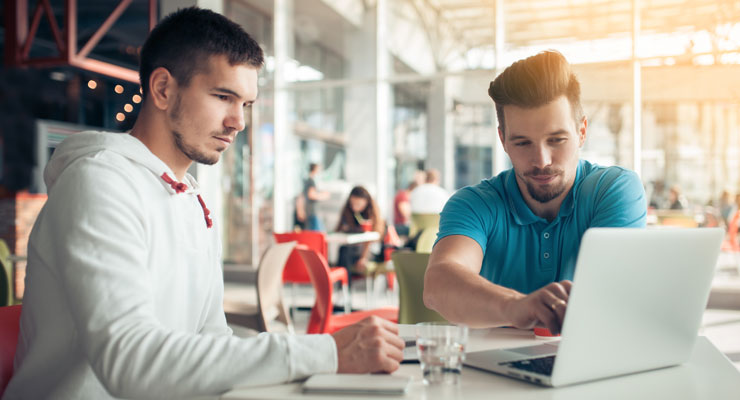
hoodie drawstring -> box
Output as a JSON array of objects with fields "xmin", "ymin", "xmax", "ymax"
[
  {"xmin": 160, "ymin": 173, "xmax": 187, "ymax": 193},
  {"xmin": 197, "ymin": 194, "xmax": 213, "ymax": 228},
  {"xmin": 160, "ymin": 173, "xmax": 213, "ymax": 229}
]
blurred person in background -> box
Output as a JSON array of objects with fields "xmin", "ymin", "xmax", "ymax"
[
  {"xmin": 648, "ymin": 179, "xmax": 668, "ymax": 209},
  {"xmin": 393, "ymin": 170, "xmax": 425, "ymax": 237},
  {"xmin": 336, "ymin": 186, "xmax": 385, "ymax": 275},
  {"xmin": 717, "ymin": 189, "xmax": 736, "ymax": 225},
  {"xmin": 409, "ymin": 168, "xmax": 451, "ymax": 215},
  {"xmin": 303, "ymin": 162, "xmax": 330, "ymax": 231},
  {"xmin": 668, "ymin": 184, "xmax": 689, "ymax": 210}
]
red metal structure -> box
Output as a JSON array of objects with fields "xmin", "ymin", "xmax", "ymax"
[{"xmin": 4, "ymin": 0, "xmax": 157, "ymax": 83}]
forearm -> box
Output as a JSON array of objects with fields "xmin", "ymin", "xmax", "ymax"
[
  {"xmin": 81, "ymin": 318, "xmax": 336, "ymax": 398},
  {"xmin": 423, "ymin": 261, "xmax": 524, "ymax": 328},
  {"xmin": 360, "ymin": 242, "xmax": 371, "ymax": 260}
]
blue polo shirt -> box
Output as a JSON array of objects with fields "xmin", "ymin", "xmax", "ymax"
[{"xmin": 437, "ymin": 160, "xmax": 646, "ymax": 294}]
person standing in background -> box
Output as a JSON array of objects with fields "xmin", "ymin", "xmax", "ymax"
[{"xmin": 304, "ymin": 162, "xmax": 330, "ymax": 231}]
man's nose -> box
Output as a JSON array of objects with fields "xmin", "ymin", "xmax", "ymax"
[
  {"xmin": 225, "ymin": 106, "xmax": 246, "ymax": 133},
  {"xmin": 532, "ymin": 144, "xmax": 552, "ymax": 169}
]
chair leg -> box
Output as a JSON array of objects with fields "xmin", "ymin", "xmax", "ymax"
[
  {"xmin": 365, "ymin": 275, "xmax": 373, "ymax": 308},
  {"xmin": 341, "ymin": 282, "xmax": 351, "ymax": 313},
  {"xmin": 278, "ymin": 303, "xmax": 295, "ymax": 335}
]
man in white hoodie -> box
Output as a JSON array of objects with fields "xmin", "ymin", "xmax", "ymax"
[{"xmin": 4, "ymin": 7, "xmax": 403, "ymax": 400}]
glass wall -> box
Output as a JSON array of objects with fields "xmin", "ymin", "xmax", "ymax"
[
  {"xmin": 227, "ymin": 0, "xmax": 740, "ymax": 266},
  {"xmin": 223, "ymin": 1, "xmax": 275, "ymax": 264}
]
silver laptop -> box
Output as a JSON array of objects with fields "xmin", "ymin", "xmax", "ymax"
[{"xmin": 465, "ymin": 227, "xmax": 724, "ymax": 387}]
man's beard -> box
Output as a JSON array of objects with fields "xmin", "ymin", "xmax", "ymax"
[
  {"xmin": 523, "ymin": 167, "xmax": 567, "ymax": 203},
  {"xmin": 169, "ymin": 94, "xmax": 220, "ymax": 165},
  {"xmin": 172, "ymin": 129, "xmax": 219, "ymax": 165}
]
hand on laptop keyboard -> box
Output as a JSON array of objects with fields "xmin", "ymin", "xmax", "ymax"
[{"xmin": 503, "ymin": 280, "xmax": 572, "ymax": 335}]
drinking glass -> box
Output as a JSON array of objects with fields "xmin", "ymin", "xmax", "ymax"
[{"xmin": 415, "ymin": 322, "xmax": 468, "ymax": 385}]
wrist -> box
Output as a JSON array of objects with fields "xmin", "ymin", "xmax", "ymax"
[{"xmin": 500, "ymin": 290, "xmax": 525, "ymax": 325}]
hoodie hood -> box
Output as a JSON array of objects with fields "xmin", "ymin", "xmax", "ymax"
[
  {"xmin": 45, "ymin": 131, "xmax": 212, "ymax": 228},
  {"xmin": 45, "ymin": 131, "xmax": 198, "ymax": 192}
]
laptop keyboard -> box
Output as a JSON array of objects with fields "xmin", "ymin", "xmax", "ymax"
[{"xmin": 500, "ymin": 355, "xmax": 556, "ymax": 376}]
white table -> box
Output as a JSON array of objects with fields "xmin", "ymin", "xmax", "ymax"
[
  {"xmin": 325, "ymin": 231, "xmax": 385, "ymax": 307},
  {"xmin": 325, "ymin": 231, "xmax": 381, "ymax": 245},
  {"xmin": 222, "ymin": 326, "xmax": 740, "ymax": 400},
  {"xmin": 325, "ymin": 231, "xmax": 381, "ymax": 264}
]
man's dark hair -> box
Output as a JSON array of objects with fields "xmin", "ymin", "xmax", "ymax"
[
  {"xmin": 488, "ymin": 50, "xmax": 582, "ymax": 136},
  {"xmin": 139, "ymin": 7, "xmax": 264, "ymax": 98},
  {"xmin": 309, "ymin": 163, "xmax": 319, "ymax": 173}
]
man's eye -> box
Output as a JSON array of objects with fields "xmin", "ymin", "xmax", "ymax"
[
  {"xmin": 514, "ymin": 142, "xmax": 529, "ymax": 147},
  {"xmin": 216, "ymin": 95, "xmax": 229, "ymax": 101}
]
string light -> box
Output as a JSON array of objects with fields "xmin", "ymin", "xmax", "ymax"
[
  {"xmin": 87, "ymin": 80, "xmax": 97, "ymax": 89},
  {"xmin": 124, "ymin": 104, "xmax": 133, "ymax": 112},
  {"xmin": 115, "ymin": 113, "xmax": 125, "ymax": 122},
  {"xmin": 114, "ymin": 85, "xmax": 124, "ymax": 94}
]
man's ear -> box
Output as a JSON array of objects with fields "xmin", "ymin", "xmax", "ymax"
[
  {"xmin": 578, "ymin": 116, "xmax": 588, "ymax": 147},
  {"xmin": 148, "ymin": 67, "xmax": 176, "ymax": 111}
]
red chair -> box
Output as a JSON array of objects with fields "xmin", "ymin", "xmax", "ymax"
[
  {"xmin": 298, "ymin": 247, "xmax": 398, "ymax": 334},
  {"xmin": 722, "ymin": 210, "xmax": 740, "ymax": 252},
  {"xmin": 1, "ymin": 305, "xmax": 22, "ymax": 396},
  {"xmin": 274, "ymin": 232, "xmax": 350, "ymax": 311}
]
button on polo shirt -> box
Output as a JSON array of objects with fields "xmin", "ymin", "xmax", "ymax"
[{"xmin": 437, "ymin": 160, "xmax": 647, "ymax": 295}]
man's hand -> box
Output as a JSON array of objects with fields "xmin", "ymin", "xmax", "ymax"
[
  {"xmin": 503, "ymin": 280, "xmax": 572, "ymax": 335},
  {"xmin": 332, "ymin": 316, "xmax": 405, "ymax": 374}
]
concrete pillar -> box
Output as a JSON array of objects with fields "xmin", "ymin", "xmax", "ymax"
[
  {"xmin": 273, "ymin": 0, "xmax": 294, "ymax": 232},
  {"xmin": 631, "ymin": 0, "xmax": 642, "ymax": 177},
  {"xmin": 375, "ymin": 0, "xmax": 391, "ymax": 217},
  {"xmin": 492, "ymin": 0, "xmax": 508, "ymax": 176},
  {"xmin": 426, "ymin": 78, "xmax": 454, "ymax": 191},
  {"xmin": 343, "ymin": 9, "xmax": 380, "ymax": 201}
]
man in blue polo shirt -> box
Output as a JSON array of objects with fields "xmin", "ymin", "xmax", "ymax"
[{"xmin": 423, "ymin": 51, "xmax": 646, "ymax": 335}]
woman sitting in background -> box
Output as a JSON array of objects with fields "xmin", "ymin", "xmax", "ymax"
[{"xmin": 336, "ymin": 186, "xmax": 385, "ymax": 274}]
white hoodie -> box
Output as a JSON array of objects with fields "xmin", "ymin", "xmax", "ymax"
[{"xmin": 3, "ymin": 132, "xmax": 337, "ymax": 400}]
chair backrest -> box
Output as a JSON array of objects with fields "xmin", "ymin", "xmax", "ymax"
[
  {"xmin": 391, "ymin": 251, "xmax": 446, "ymax": 324},
  {"xmin": 0, "ymin": 240, "xmax": 12, "ymax": 307},
  {"xmin": 274, "ymin": 231, "xmax": 328, "ymax": 283},
  {"xmin": 409, "ymin": 213, "xmax": 440, "ymax": 238},
  {"xmin": 255, "ymin": 241, "xmax": 297, "ymax": 332},
  {"xmin": 415, "ymin": 227, "xmax": 439, "ymax": 254},
  {"xmin": 296, "ymin": 248, "xmax": 333, "ymax": 334},
  {"xmin": 0, "ymin": 305, "xmax": 22, "ymax": 395}
]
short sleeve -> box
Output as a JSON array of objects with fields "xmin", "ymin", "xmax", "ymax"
[
  {"xmin": 436, "ymin": 187, "xmax": 496, "ymax": 253},
  {"xmin": 590, "ymin": 168, "xmax": 647, "ymax": 228}
]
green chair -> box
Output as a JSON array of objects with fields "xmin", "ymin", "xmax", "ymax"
[
  {"xmin": 391, "ymin": 251, "xmax": 447, "ymax": 324},
  {"xmin": 415, "ymin": 227, "xmax": 439, "ymax": 254},
  {"xmin": 0, "ymin": 240, "xmax": 12, "ymax": 307},
  {"xmin": 409, "ymin": 213, "xmax": 440, "ymax": 239}
]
